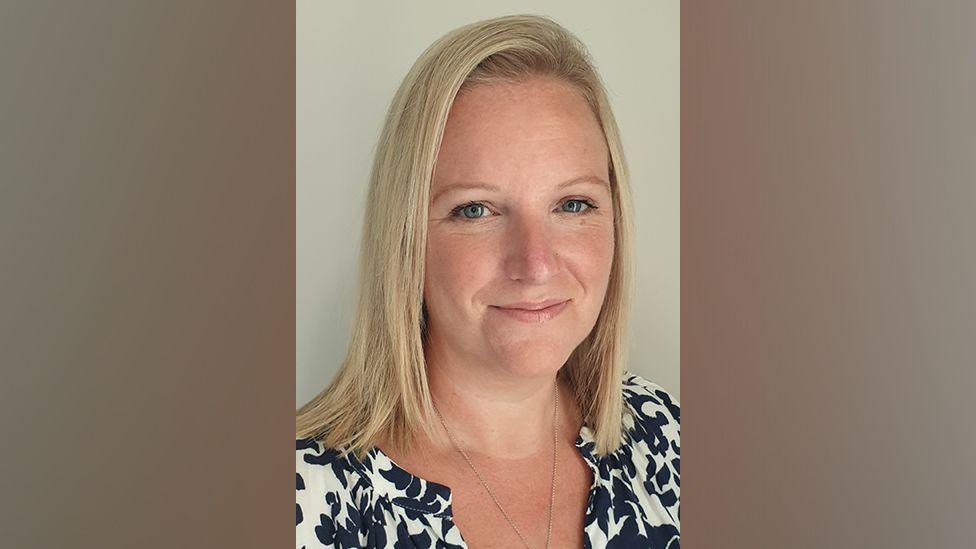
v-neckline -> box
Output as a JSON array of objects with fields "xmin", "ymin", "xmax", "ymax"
[{"xmin": 364, "ymin": 422, "xmax": 601, "ymax": 519}]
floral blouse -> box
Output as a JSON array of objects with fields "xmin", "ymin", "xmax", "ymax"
[{"xmin": 296, "ymin": 372, "xmax": 680, "ymax": 548}]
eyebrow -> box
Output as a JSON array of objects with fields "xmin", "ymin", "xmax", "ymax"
[{"xmin": 430, "ymin": 176, "xmax": 610, "ymax": 204}]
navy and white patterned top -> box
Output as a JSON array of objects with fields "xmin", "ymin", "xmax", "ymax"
[{"xmin": 296, "ymin": 373, "xmax": 680, "ymax": 548}]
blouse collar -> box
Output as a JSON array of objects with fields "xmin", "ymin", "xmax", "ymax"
[{"xmin": 351, "ymin": 423, "xmax": 602, "ymax": 518}]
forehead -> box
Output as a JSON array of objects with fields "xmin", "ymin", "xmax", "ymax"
[{"xmin": 431, "ymin": 77, "xmax": 609, "ymax": 190}]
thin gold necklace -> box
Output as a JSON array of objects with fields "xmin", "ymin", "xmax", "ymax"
[{"xmin": 432, "ymin": 383, "xmax": 558, "ymax": 549}]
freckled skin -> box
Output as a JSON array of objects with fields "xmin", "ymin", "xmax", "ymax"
[{"xmin": 424, "ymin": 76, "xmax": 615, "ymax": 379}]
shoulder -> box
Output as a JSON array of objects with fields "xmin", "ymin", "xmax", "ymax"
[
  {"xmin": 622, "ymin": 371, "xmax": 680, "ymax": 424},
  {"xmin": 621, "ymin": 372, "xmax": 680, "ymax": 456},
  {"xmin": 296, "ymin": 437, "xmax": 369, "ymax": 497},
  {"xmin": 614, "ymin": 373, "xmax": 681, "ymax": 538},
  {"xmin": 296, "ymin": 438, "xmax": 370, "ymax": 546}
]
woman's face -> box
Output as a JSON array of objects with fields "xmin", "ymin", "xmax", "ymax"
[{"xmin": 424, "ymin": 76, "xmax": 615, "ymax": 379}]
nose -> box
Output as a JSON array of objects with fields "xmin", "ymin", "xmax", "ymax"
[{"xmin": 504, "ymin": 213, "xmax": 559, "ymax": 284}]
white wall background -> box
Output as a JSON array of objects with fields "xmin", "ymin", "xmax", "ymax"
[{"xmin": 297, "ymin": 1, "xmax": 679, "ymax": 407}]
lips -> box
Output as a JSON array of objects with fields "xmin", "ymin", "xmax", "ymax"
[
  {"xmin": 490, "ymin": 299, "xmax": 570, "ymax": 323},
  {"xmin": 495, "ymin": 298, "xmax": 567, "ymax": 311}
]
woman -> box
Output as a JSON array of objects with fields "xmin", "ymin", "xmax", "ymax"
[{"xmin": 297, "ymin": 14, "xmax": 679, "ymax": 549}]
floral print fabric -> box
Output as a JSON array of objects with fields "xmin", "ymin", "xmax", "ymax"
[{"xmin": 297, "ymin": 373, "xmax": 680, "ymax": 548}]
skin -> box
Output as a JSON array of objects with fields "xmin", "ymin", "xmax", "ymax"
[{"xmin": 403, "ymin": 75, "xmax": 616, "ymax": 547}]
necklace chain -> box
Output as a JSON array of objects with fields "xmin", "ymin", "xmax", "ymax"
[{"xmin": 432, "ymin": 383, "xmax": 558, "ymax": 549}]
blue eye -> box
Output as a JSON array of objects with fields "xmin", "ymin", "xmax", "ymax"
[
  {"xmin": 561, "ymin": 199, "xmax": 594, "ymax": 214},
  {"xmin": 452, "ymin": 203, "xmax": 490, "ymax": 219},
  {"xmin": 449, "ymin": 199, "xmax": 597, "ymax": 221}
]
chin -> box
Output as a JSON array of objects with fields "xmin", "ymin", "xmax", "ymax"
[{"xmin": 491, "ymin": 338, "xmax": 576, "ymax": 378}]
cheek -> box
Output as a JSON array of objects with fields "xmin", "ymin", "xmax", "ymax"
[
  {"xmin": 561, "ymin": 222, "xmax": 615, "ymax": 287},
  {"xmin": 424, "ymin": 232, "xmax": 496, "ymax": 308}
]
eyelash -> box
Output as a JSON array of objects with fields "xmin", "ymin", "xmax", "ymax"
[{"xmin": 448, "ymin": 198, "xmax": 599, "ymax": 221}]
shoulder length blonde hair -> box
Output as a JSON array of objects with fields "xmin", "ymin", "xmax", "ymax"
[{"xmin": 297, "ymin": 14, "xmax": 635, "ymax": 458}]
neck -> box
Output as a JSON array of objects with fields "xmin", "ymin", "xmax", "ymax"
[{"xmin": 424, "ymin": 342, "xmax": 569, "ymax": 459}]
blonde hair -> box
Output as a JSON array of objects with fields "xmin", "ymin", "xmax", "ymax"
[{"xmin": 297, "ymin": 14, "xmax": 635, "ymax": 458}]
